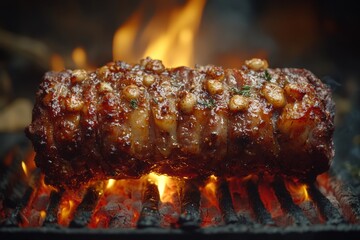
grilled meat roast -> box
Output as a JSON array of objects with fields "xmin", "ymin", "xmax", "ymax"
[{"xmin": 26, "ymin": 57, "xmax": 335, "ymax": 188}]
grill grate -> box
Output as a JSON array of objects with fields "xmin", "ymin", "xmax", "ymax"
[
  {"xmin": 1, "ymin": 142, "xmax": 360, "ymax": 240},
  {"xmin": 43, "ymin": 190, "xmax": 62, "ymax": 227},
  {"xmin": 272, "ymin": 177, "xmax": 310, "ymax": 226},
  {"xmin": 178, "ymin": 180, "xmax": 201, "ymax": 229},
  {"xmin": 69, "ymin": 185, "xmax": 101, "ymax": 228},
  {"xmin": 137, "ymin": 181, "xmax": 161, "ymax": 228},
  {"xmin": 217, "ymin": 180, "xmax": 241, "ymax": 225}
]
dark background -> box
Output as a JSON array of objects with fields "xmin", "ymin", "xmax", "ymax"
[
  {"xmin": 0, "ymin": 0, "xmax": 359, "ymax": 93},
  {"xmin": 0, "ymin": 0, "xmax": 359, "ymax": 181}
]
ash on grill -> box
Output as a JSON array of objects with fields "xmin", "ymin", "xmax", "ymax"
[{"xmin": 1, "ymin": 141, "xmax": 360, "ymax": 240}]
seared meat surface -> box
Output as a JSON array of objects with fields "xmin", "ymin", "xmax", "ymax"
[{"xmin": 26, "ymin": 58, "xmax": 335, "ymax": 188}]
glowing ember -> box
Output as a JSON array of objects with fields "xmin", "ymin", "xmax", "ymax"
[
  {"xmin": 18, "ymin": 174, "xmax": 53, "ymax": 227},
  {"xmin": 112, "ymin": 0, "xmax": 206, "ymax": 67},
  {"xmin": 258, "ymin": 179, "xmax": 283, "ymax": 219},
  {"xmin": 285, "ymin": 180, "xmax": 310, "ymax": 204},
  {"xmin": 227, "ymin": 177, "xmax": 252, "ymax": 217},
  {"xmin": 72, "ymin": 46, "xmax": 87, "ymax": 68},
  {"xmin": 89, "ymin": 179, "xmax": 143, "ymax": 228},
  {"xmin": 317, "ymin": 173, "xmax": 331, "ymax": 192},
  {"xmin": 200, "ymin": 175, "xmax": 222, "ymax": 226}
]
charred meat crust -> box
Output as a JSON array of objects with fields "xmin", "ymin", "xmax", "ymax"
[{"xmin": 25, "ymin": 58, "xmax": 335, "ymax": 188}]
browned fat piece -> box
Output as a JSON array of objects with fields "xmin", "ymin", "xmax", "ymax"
[{"xmin": 26, "ymin": 57, "xmax": 335, "ymax": 188}]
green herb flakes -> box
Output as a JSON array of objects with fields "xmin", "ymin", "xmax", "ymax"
[
  {"xmin": 197, "ymin": 98, "xmax": 216, "ymax": 109},
  {"xmin": 130, "ymin": 99, "xmax": 138, "ymax": 109},
  {"xmin": 232, "ymin": 85, "xmax": 251, "ymax": 97},
  {"xmin": 264, "ymin": 70, "xmax": 272, "ymax": 81}
]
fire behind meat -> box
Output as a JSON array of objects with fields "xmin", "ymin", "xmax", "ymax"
[{"xmin": 25, "ymin": 57, "xmax": 335, "ymax": 189}]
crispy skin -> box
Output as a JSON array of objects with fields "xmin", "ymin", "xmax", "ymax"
[{"xmin": 25, "ymin": 58, "xmax": 335, "ymax": 188}]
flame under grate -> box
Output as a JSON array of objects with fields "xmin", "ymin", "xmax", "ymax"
[{"xmin": 1, "ymin": 144, "xmax": 360, "ymax": 240}]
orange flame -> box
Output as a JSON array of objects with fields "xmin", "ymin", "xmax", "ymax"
[
  {"xmin": 148, "ymin": 172, "xmax": 171, "ymax": 202},
  {"xmin": 204, "ymin": 175, "xmax": 217, "ymax": 195},
  {"xmin": 21, "ymin": 161, "xmax": 28, "ymax": 177},
  {"xmin": 201, "ymin": 175, "xmax": 218, "ymax": 206},
  {"xmin": 72, "ymin": 47, "xmax": 88, "ymax": 69},
  {"xmin": 113, "ymin": 8, "xmax": 143, "ymax": 64},
  {"xmin": 40, "ymin": 210, "xmax": 46, "ymax": 220},
  {"xmin": 58, "ymin": 199, "xmax": 75, "ymax": 225},
  {"xmin": 113, "ymin": 0, "xmax": 206, "ymax": 67},
  {"xmin": 142, "ymin": 0, "xmax": 206, "ymax": 67},
  {"xmin": 58, "ymin": 190, "xmax": 83, "ymax": 226},
  {"xmin": 20, "ymin": 151, "xmax": 37, "ymax": 180},
  {"xmin": 39, "ymin": 174, "xmax": 57, "ymax": 193},
  {"xmin": 106, "ymin": 179, "xmax": 116, "ymax": 190},
  {"xmin": 50, "ymin": 53, "xmax": 65, "ymax": 71},
  {"xmin": 285, "ymin": 180, "xmax": 310, "ymax": 204}
]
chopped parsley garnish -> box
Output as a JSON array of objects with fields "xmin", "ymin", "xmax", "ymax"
[
  {"xmin": 232, "ymin": 85, "xmax": 251, "ymax": 97},
  {"xmin": 130, "ymin": 99, "xmax": 138, "ymax": 109},
  {"xmin": 264, "ymin": 70, "xmax": 272, "ymax": 81},
  {"xmin": 198, "ymin": 98, "xmax": 216, "ymax": 109}
]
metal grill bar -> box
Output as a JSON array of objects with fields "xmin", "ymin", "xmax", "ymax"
[
  {"xmin": 246, "ymin": 180, "xmax": 275, "ymax": 225},
  {"xmin": 0, "ymin": 150, "xmax": 21, "ymax": 209},
  {"xmin": 4, "ymin": 180, "xmax": 28, "ymax": 210},
  {"xmin": 137, "ymin": 182, "xmax": 161, "ymax": 228},
  {"xmin": 272, "ymin": 177, "xmax": 310, "ymax": 226},
  {"xmin": 2, "ymin": 169, "xmax": 41, "ymax": 227},
  {"xmin": 217, "ymin": 180, "xmax": 240, "ymax": 224},
  {"xmin": 69, "ymin": 186, "xmax": 101, "ymax": 228},
  {"xmin": 329, "ymin": 177, "xmax": 360, "ymax": 223},
  {"xmin": 1, "ymin": 148, "xmax": 360, "ymax": 239},
  {"xmin": 178, "ymin": 180, "xmax": 201, "ymax": 229},
  {"xmin": 0, "ymin": 149, "xmax": 27, "ymax": 210},
  {"xmin": 2, "ymin": 186, "xmax": 33, "ymax": 227},
  {"xmin": 308, "ymin": 183, "xmax": 345, "ymax": 225},
  {"xmin": 3, "ymin": 225, "xmax": 360, "ymax": 240},
  {"xmin": 43, "ymin": 190, "xmax": 63, "ymax": 227}
]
